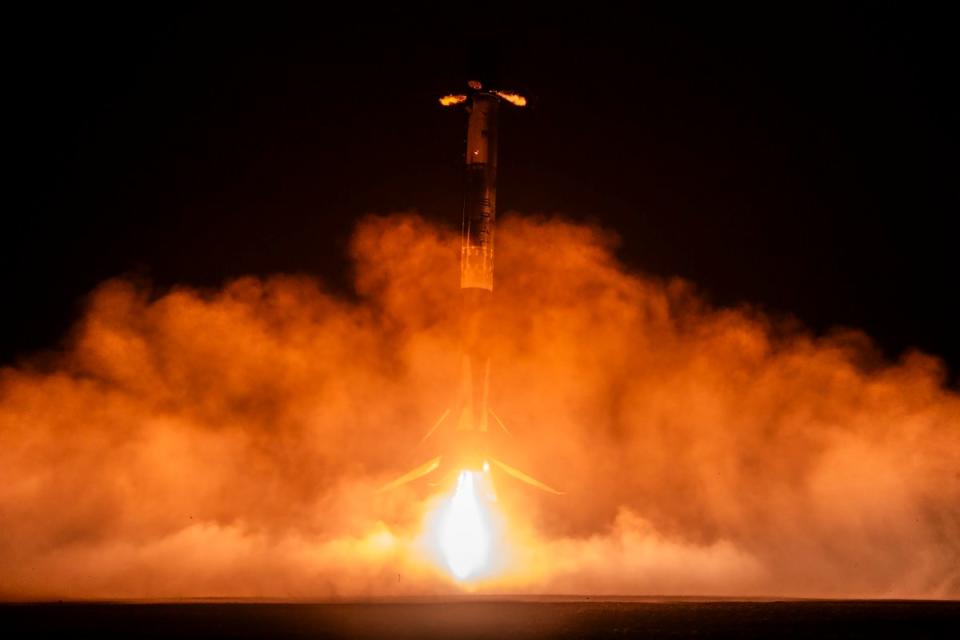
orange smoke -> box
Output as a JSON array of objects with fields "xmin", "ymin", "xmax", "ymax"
[{"xmin": 1, "ymin": 213, "xmax": 958, "ymax": 600}]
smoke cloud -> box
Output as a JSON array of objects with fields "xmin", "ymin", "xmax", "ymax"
[{"xmin": 1, "ymin": 213, "xmax": 958, "ymax": 599}]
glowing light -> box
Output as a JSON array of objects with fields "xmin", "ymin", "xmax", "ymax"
[
  {"xmin": 440, "ymin": 94, "xmax": 467, "ymax": 106},
  {"xmin": 495, "ymin": 91, "xmax": 527, "ymax": 107},
  {"xmin": 438, "ymin": 470, "xmax": 493, "ymax": 580}
]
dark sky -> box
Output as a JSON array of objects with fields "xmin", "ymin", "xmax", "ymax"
[{"xmin": 7, "ymin": 5, "xmax": 958, "ymax": 380}]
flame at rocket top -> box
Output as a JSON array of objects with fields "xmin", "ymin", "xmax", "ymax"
[
  {"xmin": 494, "ymin": 91, "xmax": 527, "ymax": 107},
  {"xmin": 440, "ymin": 91, "xmax": 526, "ymax": 108}
]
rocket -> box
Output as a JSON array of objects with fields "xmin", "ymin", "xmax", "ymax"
[{"xmin": 380, "ymin": 81, "xmax": 561, "ymax": 495}]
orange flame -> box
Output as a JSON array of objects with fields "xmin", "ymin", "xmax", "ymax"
[
  {"xmin": 495, "ymin": 91, "xmax": 527, "ymax": 107},
  {"xmin": 439, "ymin": 94, "xmax": 467, "ymax": 106},
  {"xmin": 436, "ymin": 470, "xmax": 496, "ymax": 580}
]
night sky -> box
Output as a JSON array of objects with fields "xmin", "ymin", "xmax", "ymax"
[{"xmin": 7, "ymin": 5, "xmax": 958, "ymax": 379}]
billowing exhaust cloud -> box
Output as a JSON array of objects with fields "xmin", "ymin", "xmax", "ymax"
[{"xmin": 1, "ymin": 213, "xmax": 957, "ymax": 599}]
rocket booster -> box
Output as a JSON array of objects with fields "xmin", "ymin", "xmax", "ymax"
[
  {"xmin": 456, "ymin": 87, "xmax": 503, "ymax": 436},
  {"xmin": 447, "ymin": 83, "xmax": 527, "ymax": 291},
  {"xmin": 461, "ymin": 91, "xmax": 499, "ymax": 291},
  {"xmin": 378, "ymin": 82, "xmax": 561, "ymax": 495}
]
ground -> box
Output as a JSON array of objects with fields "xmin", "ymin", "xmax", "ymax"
[{"xmin": 4, "ymin": 598, "xmax": 958, "ymax": 639}]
